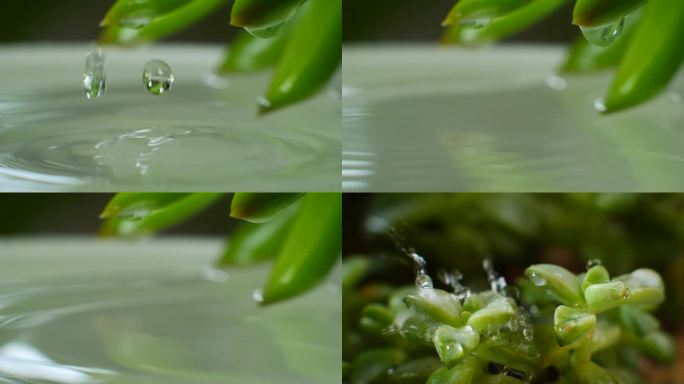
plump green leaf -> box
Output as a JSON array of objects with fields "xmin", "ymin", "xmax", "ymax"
[
  {"xmin": 218, "ymin": 201, "xmax": 298, "ymax": 266},
  {"xmin": 260, "ymin": 193, "xmax": 341, "ymax": 304},
  {"xmin": 572, "ymin": 0, "xmax": 647, "ymax": 27},
  {"xmin": 554, "ymin": 305, "xmax": 596, "ymax": 346},
  {"xmin": 525, "ymin": 264, "xmax": 584, "ymax": 307},
  {"xmin": 230, "ymin": 193, "xmax": 302, "ymax": 223},
  {"xmin": 218, "ymin": 29, "xmax": 289, "ymax": 73},
  {"xmin": 259, "ymin": 0, "xmax": 341, "ymax": 113}
]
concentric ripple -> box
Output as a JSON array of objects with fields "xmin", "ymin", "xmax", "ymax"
[
  {"xmin": 0, "ymin": 45, "xmax": 340, "ymax": 191},
  {"xmin": 0, "ymin": 238, "xmax": 340, "ymax": 384}
]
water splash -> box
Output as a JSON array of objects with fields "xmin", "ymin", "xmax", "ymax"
[
  {"xmin": 580, "ymin": 18, "xmax": 624, "ymax": 47},
  {"xmin": 82, "ymin": 48, "xmax": 106, "ymax": 100},
  {"xmin": 483, "ymin": 257, "xmax": 507, "ymax": 294},
  {"xmin": 143, "ymin": 59, "xmax": 174, "ymax": 95},
  {"xmin": 438, "ymin": 269, "xmax": 471, "ymax": 303}
]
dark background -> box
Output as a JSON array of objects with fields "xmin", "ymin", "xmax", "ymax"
[
  {"xmin": 0, "ymin": 1, "xmax": 237, "ymax": 43},
  {"xmin": 0, "ymin": 1, "xmax": 577, "ymax": 43},
  {"xmin": 0, "ymin": 194, "xmax": 233, "ymax": 235}
]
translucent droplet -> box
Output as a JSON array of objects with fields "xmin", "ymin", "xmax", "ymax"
[
  {"xmin": 252, "ymin": 288, "xmax": 264, "ymax": 303},
  {"xmin": 244, "ymin": 22, "xmax": 286, "ymax": 38},
  {"xmin": 415, "ymin": 274, "xmax": 433, "ymax": 289},
  {"xmin": 143, "ymin": 59, "xmax": 174, "ymax": 95},
  {"xmin": 408, "ymin": 251, "xmax": 428, "ymax": 275},
  {"xmin": 586, "ymin": 259, "xmax": 602, "ymax": 269},
  {"xmin": 529, "ymin": 271, "xmax": 546, "ymax": 286},
  {"xmin": 458, "ymin": 16, "xmax": 492, "ymax": 29},
  {"xmin": 610, "ymin": 283, "xmax": 630, "ymax": 299},
  {"xmin": 483, "ymin": 257, "xmax": 507, "ymax": 293},
  {"xmin": 82, "ymin": 48, "xmax": 106, "ymax": 100},
  {"xmin": 593, "ymin": 98, "xmax": 607, "ymax": 112},
  {"xmin": 580, "ymin": 18, "xmax": 624, "ymax": 47}
]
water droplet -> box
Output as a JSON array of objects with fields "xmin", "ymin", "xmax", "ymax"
[
  {"xmin": 458, "ymin": 14, "xmax": 493, "ymax": 29},
  {"xmin": 610, "ymin": 283, "xmax": 630, "ymax": 299},
  {"xmin": 143, "ymin": 59, "xmax": 174, "ymax": 95},
  {"xmin": 546, "ymin": 74, "xmax": 567, "ymax": 90},
  {"xmin": 593, "ymin": 98, "xmax": 607, "ymax": 112},
  {"xmin": 244, "ymin": 22, "xmax": 286, "ymax": 38},
  {"xmin": 529, "ymin": 271, "xmax": 546, "ymax": 287},
  {"xmin": 117, "ymin": 11, "xmax": 153, "ymax": 28},
  {"xmin": 586, "ymin": 259, "xmax": 602, "ymax": 269},
  {"xmin": 82, "ymin": 48, "xmax": 106, "ymax": 100},
  {"xmin": 415, "ymin": 274, "xmax": 433, "ymax": 289},
  {"xmin": 580, "ymin": 18, "xmax": 624, "ymax": 47},
  {"xmin": 252, "ymin": 288, "xmax": 264, "ymax": 303},
  {"xmin": 483, "ymin": 257, "xmax": 507, "ymax": 293},
  {"xmin": 408, "ymin": 251, "xmax": 428, "ymax": 275},
  {"xmin": 523, "ymin": 327, "xmax": 533, "ymax": 342}
]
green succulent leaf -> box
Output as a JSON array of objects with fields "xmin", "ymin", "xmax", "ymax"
[
  {"xmin": 466, "ymin": 295, "xmax": 516, "ymax": 333},
  {"xmin": 554, "ymin": 305, "xmax": 596, "ymax": 346},
  {"xmin": 230, "ymin": 0, "xmax": 304, "ymax": 30},
  {"xmin": 639, "ymin": 331, "xmax": 675, "ymax": 364},
  {"xmin": 100, "ymin": 193, "xmax": 222, "ymax": 237},
  {"xmin": 433, "ymin": 325, "xmax": 480, "ymax": 366},
  {"xmin": 525, "ymin": 264, "xmax": 584, "ymax": 307},
  {"xmin": 441, "ymin": 0, "xmax": 567, "ymax": 45},
  {"xmin": 218, "ymin": 201, "xmax": 299, "ymax": 266},
  {"xmin": 230, "ymin": 193, "xmax": 302, "ymax": 223},
  {"xmin": 99, "ymin": 0, "xmax": 228, "ymax": 46},
  {"xmin": 259, "ymin": 0, "xmax": 341, "ymax": 114},
  {"xmin": 404, "ymin": 289, "xmax": 463, "ymax": 327},
  {"xmin": 426, "ymin": 358, "xmax": 478, "ymax": 384},
  {"xmin": 260, "ymin": 193, "xmax": 341, "ymax": 304},
  {"xmin": 218, "ymin": 29, "xmax": 289, "ymax": 73},
  {"xmin": 572, "ymin": 0, "xmax": 647, "ymax": 27},
  {"xmin": 442, "ymin": 0, "xmax": 535, "ymax": 27},
  {"xmin": 350, "ymin": 348, "xmax": 408, "ymax": 384},
  {"xmin": 359, "ymin": 304, "xmax": 395, "ymax": 335},
  {"xmin": 581, "ymin": 265, "xmax": 611, "ymax": 292},
  {"xmin": 602, "ymin": 0, "xmax": 684, "ymax": 112}
]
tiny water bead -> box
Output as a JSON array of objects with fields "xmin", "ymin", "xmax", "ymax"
[
  {"xmin": 529, "ymin": 271, "xmax": 547, "ymax": 287},
  {"xmin": 82, "ymin": 48, "xmax": 106, "ymax": 100},
  {"xmin": 415, "ymin": 274, "xmax": 434, "ymax": 289},
  {"xmin": 586, "ymin": 259, "xmax": 602, "ymax": 269},
  {"xmin": 143, "ymin": 59, "xmax": 174, "ymax": 95},
  {"xmin": 580, "ymin": 18, "xmax": 625, "ymax": 47}
]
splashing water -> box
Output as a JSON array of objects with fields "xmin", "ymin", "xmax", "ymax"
[
  {"xmin": 580, "ymin": 18, "xmax": 625, "ymax": 47},
  {"xmin": 438, "ymin": 269, "xmax": 471, "ymax": 302},
  {"xmin": 483, "ymin": 257, "xmax": 508, "ymax": 294},
  {"xmin": 143, "ymin": 59, "xmax": 174, "ymax": 95},
  {"xmin": 82, "ymin": 48, "xmax": 106, "ymax": 100}
]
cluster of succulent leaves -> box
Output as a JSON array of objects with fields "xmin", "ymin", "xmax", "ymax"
[
  {"xmin": 99, "ymin": 192, "xmax": 341, "ymax": 304},
  {"xmin": 442, "ymin": 0, "xmax": 684, "ymax": 112},
  {"xmin": 363, "ymin": 194, "xmax": 684, "ymax": 325},
  {"xmin": 99, "ymin": 0, "xmax": 340, "ymax": 113},
  {"xmin": 343, "ymin": 258, "xmax": 675, "ymax": 383}
]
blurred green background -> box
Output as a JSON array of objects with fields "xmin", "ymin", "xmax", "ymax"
[
  {"xmin": 0, "ymin": 194, "xmax": 234, "ymax": 235},
  {"xmin": 0, "ymin": 1, "xmax": 237, "ymax": 43},
  {"xmin": 344, "ymin": 0, "xmax": 577, "ymax": 42}
]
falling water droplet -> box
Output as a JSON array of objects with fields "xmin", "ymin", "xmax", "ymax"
[
  {"xmin": 252, "ymin": 288, "xmax": 264, "ymax": 303},
  {"xmin": 529, "ymin": 271, "xmax": 546, "ymax": 287},
  {"xmin": 143, "ymin": 59, "xmax": 174, "ymax": 95},
  {"xmin": 580, "ymin": 18, "xmax": 624, "ymax": 47},
  {"xmin": 408, "ymin": 251, "xmax": 428, "ymax": 275},
  {"xmin": 586, "ymin": 259, "xmax": 602, "ymax": 269},
  {"xmin": 415, "ymin": 274, "xmax": 433, "ymax": 289},
  {"xmin": 593, "ymin": 99, "xmax": 607, "ymax": 112},
  {"xmin": 82, "ymin": 48, "xmax": 106, "ymax": 100},
  {"xmin": 483, "ymin": 257, "xmax": 507, "ymax": 293}
]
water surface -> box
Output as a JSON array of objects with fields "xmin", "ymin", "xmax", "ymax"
[
  {"xmin": 0, "ymin": 238, "xmax": 340, "ymax": 383},
  {"xmin": 0, "ymin": 45, "xmax": 340, "ymax": 191},
  {"xmin": 343, "ymin": 45, "xmax": 684, "ymax": 191}
]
